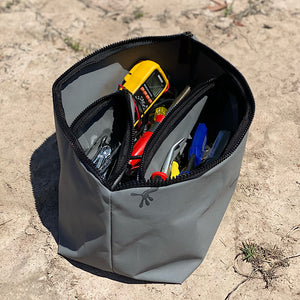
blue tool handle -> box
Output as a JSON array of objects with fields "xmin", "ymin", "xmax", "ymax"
[
  {"xmin": 206, "ymin": 130, "xmax": 231, "ymax": 163},
  {"xmin": 188, "ymin": 123, "xmax": 207, "ymax": 167}
]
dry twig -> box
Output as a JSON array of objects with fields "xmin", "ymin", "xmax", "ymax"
[
  {"xmin": 225, "ymin": 271, "xmax": 254, "ymax": 300},
  {"xmin": 225, "ymin": 241, "xmax": 297, "ymax": 299},
  {"xmin": 286, "ymin": 224, "xmax": 300, "ymax": 237},
  {"xmin": 0, "ymin": 219, "xmax": 13, "ymax": 227},
  {"xmin": 207, "ymin": 0, "xmax": 228, "ymax": 12}
]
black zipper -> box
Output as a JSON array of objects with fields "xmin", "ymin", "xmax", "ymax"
[
  {"xmin": 106, "ymin": 92, "xmax": 135, "ymax": 188},
  {"xmin": 66, "ymin": 90, "xmax": 135, "ymax": 189},
  {"xmin": 71, "ymin": 92, "xmax": 120, "ymax": 132},
  {"xmin": 115, "ymin": 73, "xmax": 255, "ymax": 190},
  {"xmin": 53, "ymin": 32, "xmax": 255, "ymax": 191},
  {"xmin": 53, "ymin": 32, "xmax": 193, "ymax": 92},
  {"xmin": 53, "ymin": 32, "xmax": 193, "ymax": 123}
]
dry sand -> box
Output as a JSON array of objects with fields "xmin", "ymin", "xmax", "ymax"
[{"xmin": 0, "ymin": 0, "xmax": 299, "ymax": 299}]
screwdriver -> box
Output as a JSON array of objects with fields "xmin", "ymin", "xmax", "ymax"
[
  {"xmin": 188, "ymin": 123, "xmax": 207, "ymax": 168},
  {"xmin": 128, "ymin": 107, "xmax": 167, "ymax": 168},
  {"xmin": 129, "ymin": 86, "xmax": 191, "ymax": 169},
  {"xmin": 178, "ymin": 123, "xmax": 207, "ymax": 177}
]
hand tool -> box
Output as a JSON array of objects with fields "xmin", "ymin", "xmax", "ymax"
[
  {"xmin": 93, "ymin": 145, "xmax": 111, "ymax": 169},
  {"xmin": 178, "ymin": 123, "xmax": 207, "ymax": 177},
  {"xmin": 151, "ymin": 138, "xmax": 185, "ymax": 180},
  {"xmin": 128, "ymin": 107, "xmax": 167, "ymax": 169},
  {"xmin": 92, "ymin": 137, "xmax": 121, "ymax": 180},
  {"xmin": 128, "ymin": 86, "xmax": 191, "ymax": 169},
  {"xmin": 188, "ymin": 123, "xmax": 207, "ymax": 167},
  {"xmin": 205, "ymin": 130, "xmax": 231, "ymax": 164},
  {"xmin": 166, "ymin": 86, "xmax": 191, "ymax": 114}
]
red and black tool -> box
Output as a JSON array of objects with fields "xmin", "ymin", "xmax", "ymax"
[
  {"xmin": 128, "ymin": 86, "xmax": 191, "ymax": 170},
  {"xmin": 128, "ymin": 110, "xmax": 166, "ymax": 169}
]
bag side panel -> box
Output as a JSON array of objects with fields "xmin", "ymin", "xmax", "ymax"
[
  {"xmin": 61, "ymin": 63, "xmax": 128, "ymax": 126},
  {"xmin": 110, "ymin": 134, "xmax": 248, "ymax": 283},
  {"xmin": 55, "ymin": 120, "xmax": 113, "ymax": 272}
]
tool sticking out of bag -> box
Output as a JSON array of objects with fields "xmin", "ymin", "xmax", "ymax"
[
  {"xmin": 119, "ymin": 60, "xmax": 169, "ymax": 127},
  {"xmin": 128, "ymin": 107, "xmax": 166, "ymax": 169},
  {"xmin": 172, "ymin": 123, "xmax": 207, "ymax": 177}
]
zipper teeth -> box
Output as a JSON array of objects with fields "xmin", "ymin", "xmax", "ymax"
[
  {"xmin": 165, "ymin": 122, "xmax": 247, "ymax": 185},
  {"xmin": 70, "ymin": 92, "xmax": 120, "ymax": 131},
  {"xmin": 53, "ymin": 32, "xmax": 191, "ymax": 90},
  {"xmin": 69, "ymin": 91, "xmax": 134, "ymax": 189},
  {"xmin": 65, "ymin": 123, "xmax": 109, "ymax": 187},
  {"xmin": 53, "ymin": 33, "xmax": 190, "ymax": 129},
  {"xmin": 53, "ymin": 31, "xmax": 255, "ymax": 191},
  {"xmin": 116, "ymin": 108, "xmax": 254, "ymax": 190},
  {"xmin": 106, "ymin": 92, "xmax": 135, "ymax": 189}
]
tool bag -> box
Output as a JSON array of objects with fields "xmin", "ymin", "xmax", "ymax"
[{"xmin": 52, "ymin": 32, "xmax": 255, "ymax": 283}]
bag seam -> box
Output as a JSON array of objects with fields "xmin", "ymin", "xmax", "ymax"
[{"xmin": 109, "ymin": 191, "xmax": 114, "ymax": 272}]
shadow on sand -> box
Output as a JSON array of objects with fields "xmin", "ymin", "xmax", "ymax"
[
  {"xmin": 30, "ymin": 133, "xmax": 60, "ymax": 243},
  {"xmin": 30, "ymin": 134, "xmax": 147, "ymax": 284}
]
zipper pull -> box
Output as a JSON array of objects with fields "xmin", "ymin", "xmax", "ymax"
[{"xmin": 183, "ymin": 31, "xmax": 193, "ymax": 37}]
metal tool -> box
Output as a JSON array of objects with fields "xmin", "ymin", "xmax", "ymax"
[
  {"xmin": 166, "ymin": 86, "xmax": 191, "ymax": 115},
  {"xmin": 92, "ymin": 135, "xmax": 121, "ymax": 180},
  {"xmin": 93, "ymin": 145, "xmax": 111, "ymax": 169},
  {"xmin": 151, "ymin": 138, "xmax": 185, "ymax": 180}
]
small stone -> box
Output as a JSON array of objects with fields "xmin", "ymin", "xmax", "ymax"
[{"xmin": 215, "ymin": 17, "xmax": 233, "ymax": 30}]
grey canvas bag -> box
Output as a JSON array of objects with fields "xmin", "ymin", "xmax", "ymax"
[{"xmin": 52, "ymin": 32, "xmax": 255, "ymax": 283}]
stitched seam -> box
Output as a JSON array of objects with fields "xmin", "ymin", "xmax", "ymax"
[{"xmin": 109, "ymin": 191, "xmax": 114, "ymax": 272}]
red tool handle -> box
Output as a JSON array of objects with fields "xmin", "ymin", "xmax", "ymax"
[
  {"xmin": 129, "ymin": 131, "xmax": 153, "ymax": 167},
  {"xmin": 151, "ymin": 171, "xmax": 168, "ymax": 181},
  {"xmin": 129, "ymin": 115, "xmax": 165, "ymax": 168}
]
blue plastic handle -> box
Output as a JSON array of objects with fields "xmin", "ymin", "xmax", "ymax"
[{"xmin": 188, "ymin": 123, "xmax": 207, "ymax": 167}]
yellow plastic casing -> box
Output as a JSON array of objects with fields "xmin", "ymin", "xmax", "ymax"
[
  {"xmin": 122, "ymin": 60, "xmax": 169, "ymax": 126},
  {"xmin": 170, "ymin": 161, "xmax": 180, "ymax": 179}
]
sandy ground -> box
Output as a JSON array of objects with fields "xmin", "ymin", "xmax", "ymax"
[{"xmin": 0, "ymin": 0, "xmax": 299, "ymax": 299}]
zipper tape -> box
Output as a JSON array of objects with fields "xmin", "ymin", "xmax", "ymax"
[{"xmin": 65, "ymin": 90, "xmax": 134, "ymax": 188}]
